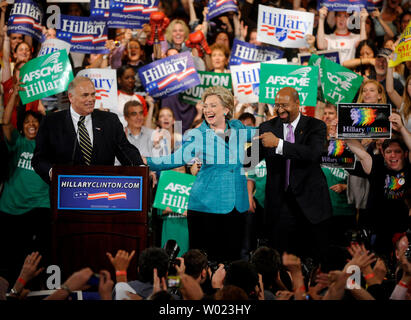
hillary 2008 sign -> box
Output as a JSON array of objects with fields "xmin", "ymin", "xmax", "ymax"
[
  {"xmin": 57, "ymin": 175, "xmax": 143, "ymax": 211},
  {"xmin": 257, "ymin": 5, "xmax": 314, "ymax": 48},
  {"xmin": 139, "ymin": 52, "xmax": 200, "ymax": 99}
]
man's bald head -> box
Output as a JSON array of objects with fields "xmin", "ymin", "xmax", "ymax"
[
  {"xmin": 276, "ymin": 87, "xmax": 300, "ymax": 104},
  {"xmin": 275, "ymin": 87, "xmax": 300, "ymax": 123}
]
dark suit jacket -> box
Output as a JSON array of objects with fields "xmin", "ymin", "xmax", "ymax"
[
  {"xmin": 32, "ymin": 109, "xmax": 144, "ymax": 183},
  {"xmin": 258, "ymin": 115, "xmax": 332, "ymax": 224}
]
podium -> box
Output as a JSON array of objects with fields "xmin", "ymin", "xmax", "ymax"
[{"xmin": 50, "ymin": 165, "xmax": 150, "ymax": 281}]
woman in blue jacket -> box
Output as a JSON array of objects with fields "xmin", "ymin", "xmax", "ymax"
[{"xmin": 147, "ymin": 86, "xmax": 257, "ymax": 262}]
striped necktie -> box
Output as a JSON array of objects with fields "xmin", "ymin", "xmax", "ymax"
[
  {"xmin": 78, "ymin": 115, "xmax": 92, "ymax": 165},
  {"xmin": 285, "ymin": 123, "xmax": 295, "ymax": 190}
]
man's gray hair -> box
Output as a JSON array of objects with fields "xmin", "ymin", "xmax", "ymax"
[{"xmin": 68, "ymin": 76, "xmax": 94, "ymax": 95}]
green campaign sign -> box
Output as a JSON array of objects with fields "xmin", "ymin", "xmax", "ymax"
[
  {"xmin": 153, "ymin": 170, "xmax": 196, "ymax": 214},
  {"xmin": 259, "ymin": 63, "xmax": 318, "ymax": 106},
  {"xmin": 308, "ymin": 54, "xmax": 363, "ymax": 105},
  {"xmin": 180, "ymin": 71, "xmax": 232, "ymax": 105},
  {"xmin": 19, "ymin": 49, "xmax": 74, "ymax": 104}
]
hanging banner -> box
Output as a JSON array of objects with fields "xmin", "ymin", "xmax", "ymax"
[
  {"xmin": 259, "ymin": 63, "xmax": 318, "ymax": 106},
  {"xmin": 153, "ymin": 171, "xmax": 196, "ymax": 214},
  {"xmin": 108, "ymin": 0, "xmax": 159, "ymax": 29},
  {"xmin": 229, "ymin": 38, "xmax": 284, "ymax": 66},
  {"xmin": 19, "ymin": 50, "xmax": 74, "ymax": 104},
  {"xmin": 7, "ymin": 0, "xmax": 43, "ymax": 41},
  {"xmin": 298, "ymin": 50, "xmax": 341, "ymax": 66},
  {"xmin": 321, "ymin": 139, "xmax": 356, "ymax": 169},
  {"xmin": 139, "ymin": 51, "xmax": 200, "ymax": 99},
  {"xmin": 317, "ymin": 0, "xmax": 367, "ymax": 11},
  {"xmin": 38, "ymin": 38, "xmax": 71, "ymax": 56},
  {"xmin": 257, "ymin": 5, "xmax": 314, "ymax": 48},
  {"xmin": 56, "ymin": 15, "xmax": 109, "ymax": 54},
  {"xmin": 206, "ymin": 0, "xmax": 238, "ymax": 21},
  {"xmin": 337, "ymin": 103, "xmax": 391, "ymax": 139},
  {"xmin": 77, "ymin": 68, "xmax": 118, "ymax": 111},
  {"xmin": 180, "ymin": 71, "xmax": 232, "ymax": 105},
  {"xmin": 309, "ymin": 54, "xmax": 363, "ymax": 105},
  {"xmin": 389, "ymin": 21, "xmax": 411, "ymax": 68}
]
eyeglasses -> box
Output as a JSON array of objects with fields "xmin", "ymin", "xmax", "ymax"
[{"xmin": 274, "ymin": 103, "xmax": 292, "ymax": 109}]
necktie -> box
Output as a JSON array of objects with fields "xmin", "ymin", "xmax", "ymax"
[
  {"xmin": 285, "ymin": 123, "xmax": 295, "ymax": 189},
  {"xmin": 78, "ymin": 116, "xmax": 92, "ymax": 165}
]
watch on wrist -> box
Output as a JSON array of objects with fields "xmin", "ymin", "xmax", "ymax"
[
  {"xmin": 10, "ymin": 287, "xmax": 20, "ymax": 296},
  {"xmin": 60, "ymin": 283, "xmax": 72, "ymax": 294}
]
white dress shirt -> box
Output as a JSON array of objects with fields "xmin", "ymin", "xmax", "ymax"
[
  {"xmin": 276, "ymin": 113, "xmax": 301, "ymax": 155},
  {"xmin": 70, "ymin": 106, "xmax": 94, "ymax": 145}
]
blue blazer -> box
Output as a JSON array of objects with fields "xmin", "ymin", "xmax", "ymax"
[{"xmin": 147, "ymin": 119, "xmax": 257, "ymax": 214}]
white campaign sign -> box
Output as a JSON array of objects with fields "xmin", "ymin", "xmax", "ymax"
[
  {"xmin": 38, "ymin": 38, "xmax": 71, "ymax": 57},
  {"xmin": 77, "ymin": 68, "xmax": 118, "ymax": 111},
  {"xmin": 257, "ymin": 5, "xmax": 314, "ymax": 48}
]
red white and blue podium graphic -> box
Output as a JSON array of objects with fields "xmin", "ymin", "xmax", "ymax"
[{"xmin": 57, "ymin": 175, "xmax": 143, "ymax": 211}]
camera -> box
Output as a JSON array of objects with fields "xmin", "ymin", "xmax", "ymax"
[
  {"xmin": 163, "ymin": 239, "xmax": 181, "ymax": 276},
  {"xmin": 405, "ymin": 229, "xmax": 411, "ymax": 262},
  {"xmin": 345, "ymin": 228, "xmax": 372, "ymax": 247}
]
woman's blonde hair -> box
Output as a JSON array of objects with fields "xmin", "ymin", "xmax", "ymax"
[
  {"xmin": 357, "ymin": 79, "xmax": 387, "ymax": 104},
  {"xmin": 202, "ymin": 86, "xmax": 234, "ymax": 119},
  {"xmin": 402, "ymin": 75, "xmax": 411, "ymax": 121},
  {"xmin": 165, "ymin": 19, "xmax": 189, "ymax": 44}
]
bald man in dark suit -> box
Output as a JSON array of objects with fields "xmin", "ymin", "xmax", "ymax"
[
  {"xmin": 32, "ymin": 76, "xmax": 144, "ymax": 183},
  {"xmin": 255, "ymin": 87, "xmax": 332, "ymax": 262}
]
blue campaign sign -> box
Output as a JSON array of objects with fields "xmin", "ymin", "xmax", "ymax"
[
  {"xmin": 139, "ymin": 51, "xmax": 200, "ymax": 99},
  {"xmin": 90, "ymin": 0, "xmax": 110, "ymax": 18},
  {"xmin": 7, "ymin": 0, "xmax": 43, "ymax": 41},
  {"xmin": 57, "ymin": 175, "xmax": 143, "ymax": 211},
  {"xmin": 299, "ymin": 50, "xmax": 341, "ymax": 65},
  {"xmin": 318, "ymin": 0, "xmax": 367, "ymax": 11},
  {"xmin": 56, "ymin": 15, "xmax": 109, "ymax": 54},
  {"xmin": 108, "ymin": 0, "xmax": 159, "ymax": 29},
  {"xmin": 207, "ymin": 0, "xmax": 238, "ymax": 21},
  {"xmin": 366, "ymin": 0, "xmax": 383, "ymax": 11},
  {"xmin": 229, "ymin": 39, "xmax": 284, "ymax": 66}
]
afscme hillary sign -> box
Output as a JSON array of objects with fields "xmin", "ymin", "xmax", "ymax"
[{"xmin": 257, "ymin": 5, "xmax": 314, "ymax": 48}]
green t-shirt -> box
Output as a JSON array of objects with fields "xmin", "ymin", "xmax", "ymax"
[
  {"xmin": 247, "ymin": 160, "xmax": 267, "ymax": 208},
  {"xmin": 321, "ymin": 166, "xmax": 354, "ymax": 216},
  {"xmin": 0, "ymin": 130, "xmax": 50, "ymax": 214}
]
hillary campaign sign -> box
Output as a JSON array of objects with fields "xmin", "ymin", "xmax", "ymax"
[
  {"xmin": 153, "ymin": 171, "xmax": 196, "ymax": 214},
  {"xmin": 206, "ymin": 0, "xmax": 238, "ymax": 21},
  {"xmin": 7, "ymin": 0, "xmax": 43, "ymax": 41},
  {"xmin": 19, "ymin": 50, "xmax": 74, "ymax": 104},
  {"xmin": 57, "ymin": 175, "xmax": 143, "ymax": 211},
  {"xmin": 257, "ymin": 5, "xmax": 314, "ymax": 48},
  {"xmin": 321, "ymin": 140, "xmax": 356, "ymax": 169},
  {"xmin": 108, "ymin": 0, "xmax": 159, "ymax": 29},
  {"xmin": 231, "ymin": 63, "xmax": 260, "ymax": 104},
  {"xmin": 309, "ymin": 54, "xmax": 363, "ymax": 105},
  {"xmin": 139, "ymin": 52, "xmax": 200, "ymax": 99},
  {"xmin": 77, "ymin": 68, "xmax": 118, "ymax": 111},
  {"xmin": 56, "ymin": 15, "xmax": 109, "ymax": 54},
  {"xmin": 337, "ymin": 103, "xmax": 391, "ymax": 139},
  {"xmin": 298, "ymin": 50, "xmax": 341, "ymax": 66},
  {"xmin": 259, "ymin": 64, "xmax": 318, "ymax": 106},
  {"xmin": 38, "ymin": 38, "xmax": 71, "ymax": 56},
  {"xmin": 90, "ymin": 0, "xmax": 110, "ymax": 18},
  {"xmin": 317, "ymin": 0, "xmax": 367, "ymax": 11},
  {"xmin": 389, "ymin": 21, "xmax": 411, "ymax": 68},
  {"xmin": 181, "ymin": 71, "xmax": 232, "ymax": 105},
  {"xmin": 229, "ymin": 39, "xmax": 284, "ymax": 66}
]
